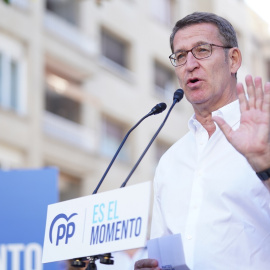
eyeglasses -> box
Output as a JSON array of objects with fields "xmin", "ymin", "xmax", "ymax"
[{"xmin": 169, "ymin": 43, "xmax": 232, "ymax": 67}]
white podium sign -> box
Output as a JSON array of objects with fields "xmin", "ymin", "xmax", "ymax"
[{"xmin": 42, "ymin": 182, "xmax": 151, "ymax": 263}]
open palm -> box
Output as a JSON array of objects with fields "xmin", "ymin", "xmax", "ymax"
[{"xmin": 213, "ymin": 75, "xmax": 270, "ymax": 172}]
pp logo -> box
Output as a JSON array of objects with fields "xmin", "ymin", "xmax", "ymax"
[{"xmin": 49, "ymin": 213, "xmax": 78, "ymax": 246}]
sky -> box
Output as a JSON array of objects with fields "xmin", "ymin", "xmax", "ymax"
[{"xmin": 245, "ymin": 0, "xmax": 270, "ymax": 31}]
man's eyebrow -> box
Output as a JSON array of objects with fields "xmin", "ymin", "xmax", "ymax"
[{"xmin": 174, "ymin": 41, "xmax": 209, "ymax": 53}]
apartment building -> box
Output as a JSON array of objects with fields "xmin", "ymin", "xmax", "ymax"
[{"xmin": 0, "ymin": 0, "xmax": 269, "ymax": 202}]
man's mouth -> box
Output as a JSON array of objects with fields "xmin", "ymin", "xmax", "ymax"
[
  {"xmin": 188, "ymin": 78, "xmax": 199, "ymax": 83},
  {"xmin": 187, "ymin": 78, "xmax": 201, "ymax": 87}
]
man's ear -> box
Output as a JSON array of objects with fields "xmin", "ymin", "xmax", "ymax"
[{"xmin": 229, "ymin": 47, "xmax": 242, "ymax": 74}]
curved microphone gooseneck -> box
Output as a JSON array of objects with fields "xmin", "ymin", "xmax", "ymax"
[
  {"xmin": 120, "ymin": 89, "xmax": 184, "ymax": 188},
  {"xmin": 92, "ymin": 102, "xmax": 166, "ymax": 194}
]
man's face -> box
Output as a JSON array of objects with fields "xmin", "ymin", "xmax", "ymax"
[{"xmin": 173, "ymin": 23, "xmax": 236, "ymax": 113}]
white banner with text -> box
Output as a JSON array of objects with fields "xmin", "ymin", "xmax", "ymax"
[{"xmin": 42, "ymin": 182, "xmax": 151, "ymax": 263}]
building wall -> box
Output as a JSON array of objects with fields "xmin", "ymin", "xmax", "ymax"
[{"xmin": 0, "ymin": 0, "xmax": 269, "ymax": 201}]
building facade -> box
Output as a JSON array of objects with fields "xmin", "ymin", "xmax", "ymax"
[{"xmin": 0, "ymin": 0, "xmax": 269, "ymax": 202}]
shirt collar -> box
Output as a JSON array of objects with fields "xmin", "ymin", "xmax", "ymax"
[{"xmin": 188, "ymin": 100, "xmax": 240, "ymax": 133}]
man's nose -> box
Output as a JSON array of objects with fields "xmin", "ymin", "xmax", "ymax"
[{"xmin": 185, "ymin": 51, "xmax": 199, "ymax": 71}]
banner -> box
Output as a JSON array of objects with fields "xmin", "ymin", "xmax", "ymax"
[
  {"xmin": 43, "ymin": 181, "xmax": 151, "ymax": 263},
  {"xmin": 0, "ymin": 168, "xmax": 59, "ymax": 270}
]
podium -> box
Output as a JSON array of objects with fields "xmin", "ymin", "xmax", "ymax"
[{"xmin": 42, "ymin": 181, "xmax": 151, "ymax": 264}]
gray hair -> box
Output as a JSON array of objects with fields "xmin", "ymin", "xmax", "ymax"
[{"xmin": 170, "ymin": 12, "xmax": 238, "ymax": 52}]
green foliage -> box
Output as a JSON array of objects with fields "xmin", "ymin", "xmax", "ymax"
[{"xmin": 3, "ymin": 0, "xmax": 10, "ymax": 4}]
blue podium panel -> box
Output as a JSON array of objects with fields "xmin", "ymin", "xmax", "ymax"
[{"xmin": 0, "ymin": 168, "xmax": 60, "ymax": 270}]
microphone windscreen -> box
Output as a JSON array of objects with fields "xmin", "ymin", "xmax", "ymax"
[
  {"xmin": 151, "ymin": 102, "xmax": 167, "ymax": 115},
  {"xmin": 155, "ymin": 102, "xmax": 167, "ymax": 114},
  {"xmin": 173, "ymin": 89, "xmax": 184, "ymax": 103}
]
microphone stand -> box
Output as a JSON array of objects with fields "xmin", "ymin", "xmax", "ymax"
[
  {"xmin": 71, "ymin": 103, "xmax": 167, "ymax": 269},
  {"xmin": 121, "ymin": 89, "xmax": 184, "ymax": 188},
  {"xmin": 92, "ymin": 102, "xmax": 166, "ymax": 194}
]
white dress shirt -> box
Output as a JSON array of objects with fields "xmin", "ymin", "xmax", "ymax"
[{"xmin": 151, "ymin": 100, "xmax": 270, "ymax": 270}]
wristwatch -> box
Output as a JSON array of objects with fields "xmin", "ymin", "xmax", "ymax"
[{"xmin": 256, "ymin": 168, "xmax": 270, "ymax": 181}]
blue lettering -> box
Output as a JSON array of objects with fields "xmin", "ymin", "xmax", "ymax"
[
  {"xmin": 90, "ymin": 217, "xmax": 143, "ymax": 245},
  {"xmin": 135, "ymin": 217, "xmax": 142, "ymax": 237},
  {"xmin": 99, "ymin": 224, "xmax": 106, "ymax": 243},
  {"xmin": 99, "ymin": 203, "xmax": 105, "ymax": 222},
  {"xmin": 115, "ymin": 221, "xmax": 121, "ymax": 240},
  {"xmin": 56, "ymin": 224, "xmax": 66, "ymax": 246},
  {"xmin": 108, "ymin": 201, "xmax": 119, "ymax": 221},
  {"xmin": 93, "ymin": 204, "xmax": 105, "ymax": 223},
  {"xmin": 65, "ymin": 222, "xmax": 75, "ymax": 244},
  {"xmin": 106, "ymin": 222, "xmax": 115, "ymax": 242},
  {"xmin": 129, "ymin": 218, "xmax": 135, "ymax": 238},
  {"xmin": 93, "ymin": 205, "xmax": 99, "ymax": 223},
  {"xmin": 107, "ymin": 201, "xmax": 114, "ymax": 220},
  {"xmin": 114, "ymin": 201, "xmax": 119, "ymax": 219},
  {"xmin": 121, "ymin": 220, "xmax": 129, "ymax": 239},
  {"xmin": 90, "ymin": 226, "xmax": 99, "ymax": 245}
]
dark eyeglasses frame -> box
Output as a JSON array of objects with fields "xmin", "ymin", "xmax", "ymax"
[{"xmin": 169, "ymin": 43, "xmax": 232, "ymax": 67}]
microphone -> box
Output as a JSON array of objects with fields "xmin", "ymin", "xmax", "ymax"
[
  {"xmin": 71, "ymin": 103, "xmax": 167, "ymax": 269},
  {"xmin": 92, "ymin": 102, "xmax": 167, "ymax": 194},
  {"xmin": 120, "ymin": 89, "xmax": 184, "ymax": 188}
]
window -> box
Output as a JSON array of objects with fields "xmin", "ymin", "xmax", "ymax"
[
  {"xmin": 100, "ymin": 118, "xmax": 129, "ymax": 162},
  {"xmin": 0, "ymin": 144, "xmax": 24, "ymax": 169},
  {"xmin": 8, "ymin": 0, "xmax": 30, "ymax": 10},
  {"xmin": 0, "ymin": 34, "xmax": 27, "ymax": 115},
  {"xmin": 0, "ymin": 56, "xmax": 20, "ymax": 110},
  {"xmin": 45, "ymin": 72, "xmax": 82, "ymax": 123},
  {"xmin": 154, "ymin": 61, "xmax": 175, "ymax": 99},
  {"xmin": 10, "ymin": 59, "xmax": 19, "ymax": 110},
  {"xmin": 46, "ymin": 0, "xmax": 80, "ymax": 25},
  {"xmin": 150, "ymin": 0, "xmax": 174, "ymax": 25},
  {"xmin": 0, "ymin": 54, "xmax": 3, "ymax": 103},
  {"xmin": 0, "ymin": 55, "xmax": 20, "ymax": 110},
  {"xmin": 101, "ymin": 30, "xmax": 129, "ymax": 69},
  {"xmin": 45, "ymin": 90, "xmax": 81, "ymax": 123},
  {"xmin": 58, "ymin": 171, "xmax": 81, "ymax": 201}
]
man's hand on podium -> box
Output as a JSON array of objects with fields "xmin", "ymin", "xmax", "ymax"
[{"xmin": 134, "ymin": 258, "xmax": 160, "ymax": 270}]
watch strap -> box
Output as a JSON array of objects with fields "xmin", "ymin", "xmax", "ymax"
[{"xmin": 256, "ymin": 167, "xmax": 270, "ymax": 181}]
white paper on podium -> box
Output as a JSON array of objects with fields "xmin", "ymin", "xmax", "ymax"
[
  {"xmin": 147, "ymin": 234, "xmax": 190, "ymax": 270},
  {"xmin": 42, "ymin": 181, "xmax": 151, "ymax": 263}
]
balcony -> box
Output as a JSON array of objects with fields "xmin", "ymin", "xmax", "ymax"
[
  {"xmin": 44, "ymin": 11, "xmax": 96, "ymax": 56},
  {"xmin": 43, "ymin": 111, "xmax": 96, "ymax": 152},
  {"xmin": 10, "ymin": 0, "xmax": 30, "ymax": 10}
]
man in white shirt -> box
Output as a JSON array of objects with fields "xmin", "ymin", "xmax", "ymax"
[{"xmin": 135, "ymin": 12, "xmax": 270, "ymax": 270}]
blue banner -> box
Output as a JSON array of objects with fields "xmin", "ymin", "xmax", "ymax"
[{"xmin": 0, "ymin": 168, "xmax": 60, "ymax": 270}]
